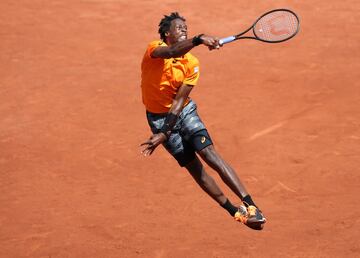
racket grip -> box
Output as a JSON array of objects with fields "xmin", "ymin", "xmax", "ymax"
[{"xmin": 219, "ymin": 36, "xmax": 236, "ymax": 45}]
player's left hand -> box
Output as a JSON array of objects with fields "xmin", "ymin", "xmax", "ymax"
[{"xmin": 140, "ymin": 133, "xmax": 167, "ymax": 156}]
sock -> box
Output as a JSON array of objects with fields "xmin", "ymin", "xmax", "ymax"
[
  {"xmin": 242, "ymin": 195, "xmax": 257, "ymax": 208},
  {"xmin": 220, "ymin": 199, "xmax": 238, "ymax": 216}
]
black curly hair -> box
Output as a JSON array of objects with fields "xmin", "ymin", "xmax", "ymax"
[{"xmin": 158, "ymin": 12, "xmax": 186, "ymax": 41}]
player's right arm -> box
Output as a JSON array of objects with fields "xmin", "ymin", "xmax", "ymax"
[{"xmin": 151, "ymin": 35, "xmax": 220, "ymax": 59}]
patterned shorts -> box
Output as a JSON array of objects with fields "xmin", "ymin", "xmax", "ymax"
[{"xmin": 146, "ymin": 100, "xmax": 213, "ymax": 166}]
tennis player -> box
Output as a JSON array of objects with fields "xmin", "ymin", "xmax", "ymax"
[{"xmin": 140, "ymin": 12, "xmax": 266, "ymax": 230}]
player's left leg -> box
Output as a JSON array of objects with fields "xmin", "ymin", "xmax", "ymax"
[
  {"xmin": 178, "ymin": 100, "xmax": 266, "ymax": 229},
  {"xmin": 197, "ymin": 144, "xmax": 249, "ymax": 199},
  {"xmin": 197, "ymin": 144, "xmax": 266, "ymax": 229}
]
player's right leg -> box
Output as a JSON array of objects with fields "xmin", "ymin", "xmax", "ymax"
[
  {"xmin": 184, "ymin": 155, "xmax": 244, "ymax": 218},
  {"xmin": 184, "ymin": 155, "xmax": 227, "ymax": 205}
]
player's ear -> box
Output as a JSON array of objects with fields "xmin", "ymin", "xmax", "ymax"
[{"xmin": 165, "ymin": 31, "xmax": 170, "ymax": 37}]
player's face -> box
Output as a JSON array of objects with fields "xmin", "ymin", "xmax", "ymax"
[{"xmin": 166, "ymin": 19, "xmax": 187, "ymax": 44}]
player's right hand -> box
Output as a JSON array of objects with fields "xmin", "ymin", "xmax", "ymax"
[
  {"xmin": 140, "ymin": 133, "xmax": 167, "ymax": 156},
  {"xmin": 200, "ymin": 35, "xmax": 221, "ymax": 50}
]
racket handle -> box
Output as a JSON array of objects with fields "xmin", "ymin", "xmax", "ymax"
[{"xmin": 219, "ymin": 36, "xmax": 236, "ymax": 45}]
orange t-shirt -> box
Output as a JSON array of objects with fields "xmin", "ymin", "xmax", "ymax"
[{"xmin": 141, "ymin": 40, "xmax": 200, "ymax": 113}]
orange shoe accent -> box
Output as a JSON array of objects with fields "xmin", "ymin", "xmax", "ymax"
[
  {"xmin": 234, "ymin": 212, "xmax": 247, "ymax": 223},
  {"xmin": 234, "ymin": 205, "xmax": 248, "ymax": 224},
  {"xmin": 247, "ymin": 205, "xmax": 258, "ymax": 217},
  {"xmin": 235, "ymin": 205, "xmax": 266, "ymax": 230}
]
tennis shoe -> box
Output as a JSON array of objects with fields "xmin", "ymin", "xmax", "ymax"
[{"xmin": 234, "ymin": 205, "xmax": 266, "ymax": 230}]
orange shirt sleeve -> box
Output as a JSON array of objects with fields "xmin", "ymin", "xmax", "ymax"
[{"xmin": 146, "ymin": 40, "xmax": 166, "ymax": 58}]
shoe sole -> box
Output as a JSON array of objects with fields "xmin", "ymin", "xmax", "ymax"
[
  {"xmin": 246, "ymin": 217, "xmax": 266, "ymax": 230},
  {"xmin": 247, "ymin": 222, "xmax": 265, "ymax": 230}
]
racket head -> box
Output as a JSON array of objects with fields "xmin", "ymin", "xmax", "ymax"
[{"xmin": 252, "ymin": 9, "xmax": 300, "ymax": 43}]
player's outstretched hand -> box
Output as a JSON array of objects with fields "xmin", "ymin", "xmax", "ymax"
[
  {"xmin": 200, "ymin": 35, "xmax": 221, "ymax": 50},
  {"xmin": 140, "ymin": 133, "xmax": 167, "ymax": 156}
]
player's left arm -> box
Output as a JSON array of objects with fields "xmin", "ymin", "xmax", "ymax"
[
  {"xmin": 140, "ymin": 84, "xmax": 194, "ymax": 156},
  {"xmin": 167, "ymin": 83, "xmax": 194, "ymax": 118},
  {"xmin": 151, "ymin": 35, "xmax": 220, "ymax": 59}
]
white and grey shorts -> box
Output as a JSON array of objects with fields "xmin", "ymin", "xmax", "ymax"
[{"xmin": 146, "ymin": 100, "xmax": 213, "ymax": 166}]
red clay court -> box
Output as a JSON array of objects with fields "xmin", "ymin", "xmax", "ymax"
[{"xmin": 1, "ymin": 1, "xmax": 359, "ymax": 257}]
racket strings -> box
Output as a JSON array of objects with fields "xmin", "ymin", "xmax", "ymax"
[{"xmin": 254, "ymin": 10, "xmax": 299, "ymax": 42}]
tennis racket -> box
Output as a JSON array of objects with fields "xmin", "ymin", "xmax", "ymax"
[{"xmin": 219, "ymin": 9, "xmax": 300, "ymax": 45}]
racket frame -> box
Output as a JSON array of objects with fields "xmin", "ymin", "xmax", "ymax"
[{"xmin": 219, "ymin": 8, "xmax": 300, "ymax": 45}]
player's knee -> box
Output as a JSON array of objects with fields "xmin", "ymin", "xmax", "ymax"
[{"xmin": 195, "ymin": 169, "xmax": 213, "ymax": 187}]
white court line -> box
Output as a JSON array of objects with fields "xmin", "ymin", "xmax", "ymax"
[
  {"xmin": 248, "ymin": 121, "xmax": 286, "ymax": 141},
  {"xmin": 247, "ymin": 105, "xmax": 321, "ymax": 141}
]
